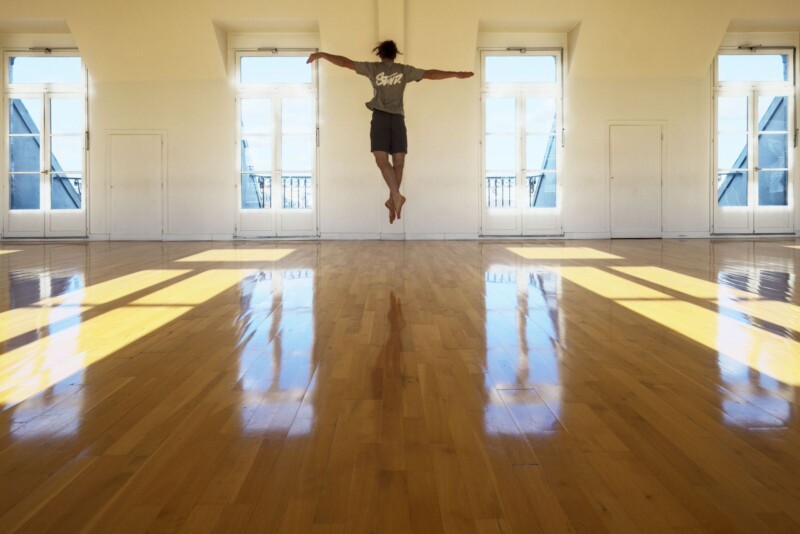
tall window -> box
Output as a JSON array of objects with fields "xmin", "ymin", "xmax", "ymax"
[
  {"xmin": 236, "ymin": 51, "xmax": 318, "ymax": 237},
  {"xmin": 481, "ymin": 50, "xmax": 563, "ymax": 236},
  {"xmin": 713, "ymin": 48, "xmax": 795, "ymax": 234},
  {"xmin": 4, "ymin": 51, "xmax": 87, "ymax": 237}
]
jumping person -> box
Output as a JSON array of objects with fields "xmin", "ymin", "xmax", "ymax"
[{"xmin": 307, "ymin": 41, "xmax": 473, "ymax": 223}]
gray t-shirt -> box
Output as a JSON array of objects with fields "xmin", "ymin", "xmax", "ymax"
[{"xmin": 353, "ymin": 60, "xmax": 425, "ymax": 116}]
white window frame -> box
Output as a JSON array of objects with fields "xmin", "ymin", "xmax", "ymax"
[
  {"xmin": 2, "ymin": 48, "xmax": 88, "ymax": 237},
  {"xmin": 480, "ymin": 48, "xmax": 564, "ymax": 236},
  {"xmin": 234, "ymin": 48, "xmax": 319, "ymax": 237},
  {"xmin": 712, "ymin": 45, "xmax": 797, "ymax": 234}
]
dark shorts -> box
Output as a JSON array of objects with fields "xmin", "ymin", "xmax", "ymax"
[{"xmin": 370, "ymin": 110, "xmax": 407, "ymax": 153}]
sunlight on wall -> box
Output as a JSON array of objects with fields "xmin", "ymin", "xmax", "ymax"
[
  {"xmin": 0, "ymin": 250, "xmax": 20, "ymax": 255},
  {"xmin": 507, "ymin": 247, "xmax": 623, "ymax": 260},
  {"xmin": 175, "ymin": 249, "xmax": 295, "ymax": 262}
]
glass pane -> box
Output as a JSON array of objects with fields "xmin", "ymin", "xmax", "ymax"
[
  {"xmin": 9, "ymin": 56, "xmax": 83, "ymax": 84},
  {"xmin": 717, "ymin": 96, "xmax": 748, "ymax": 132},
  {"xmin": 51, "ymin": 99, "xmax": 84, "ymax": 134},
  {"xmin": 485, "ymin": 56, "xmax": 556, "ymax": 84},
  {"xmin": 241, "ymin": 98, "xmax": 272, "ymax": 134},
  {"xmin": 526, "ymin": 135, "xmax": 556, "ymax": 170},
  {"xmin": 282, "ymin": 136, "xmax": 313, "ymax": 170},
  {"xmin": 10, "ymin": 173, "xmax": 40, "ymax": 209},
  {"xmin": 282, "ymin": 175, "xmax": 312, "ymax": 208},
  {"xmin": 282, "ymin": 98, "xmax": 314, "ymax": 133},
  {"xmin": 758, "ymin": 96, "xmax": 788, "ymax": 132},
  {"xmin": 758, "ymin": 134, "xmax": 787, "ymax": 169},
  {"xmin": 10, "ymin": 136, "xmax": 40, "ymax": 172},
  {"xmin": 9, "ymin": 98, "xmax": 42, "ymax": 134},
  {"xmin": 718, "ymin": 54, "xmax": 789, "ymax": 82},
  {"xmin": 485, "ymin": 98, "xmax": 515, "ymax": 133},
  {"xmin": 241, "ymin": 57, "xmax": 312, "ymax": 84},
  {"xmin": 51, "ymin": 136, "xmax": 84, "ymax": 172},
  {"xmin": 51, "ymin": 173, "xmax": 82, "ymax": 209},
  {"xmin": 486, "ymin": 176, "xmax": 516, "ymax": 208},
  {"xmin": 529, "ymin": 173, "xmax": 557, "ymax": 208},
  {"xmin": 526, "ymin": 98, "xmax": 557, "ymax": 133},
  {"xmin": 717, "ymin": 134, "xmax": 748, "ymax": 169},
  {"xmin": 717, "ymin": 171, "xmax": 748, "ymax": 207},
  {"xmin": 486, "ymin": 135, "xmax": 516, "ymax": 170},
  {"xmin": 241, "ymin": 136, "xmax": 272, "ymax": 171},
  {"xmin": 241, "ymin": 173, "xmax": 270, "ymax": 209},
  {"xmin": 758, "ymin": 170, "xmax": 788, "ymax": 206}
]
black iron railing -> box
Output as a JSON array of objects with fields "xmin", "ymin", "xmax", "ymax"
[
  {"xmin": 282, "ymin": 176, "xmax": 312, "ymax": 209},
  {"xmin": 486, "ymin": 176, "xmax": 515, "ymax": 208}
]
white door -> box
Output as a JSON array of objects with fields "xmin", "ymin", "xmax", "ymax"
[
  {"xmin": 3, "ymin": 52, "xmax": 87, "ymax": 238},
  {"xmin": 109, "ymin": 133, "xmax": 164, "ymax": 239},
  {"xmin": 481, "ymin": 51, "xmax": 563, "ymax": 236},
  {"xmin": 4, "ymin": 94, "xmax": 87, "ymax": 237},
  {"xmin": 609, "ymin": 124, "xmax": 663, "ymax": 237},
  {"xmin": 713, "ymin": 50, "xmax": 795, "ymax": 235},
  {"xmin": 236, "ymin": 52, "xmax": 318, "ymax": 238}
]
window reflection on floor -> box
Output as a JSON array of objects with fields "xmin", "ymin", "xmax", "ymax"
[
  {"xmin": 238, "ymin": 268, "xmax": 315, "ymax": 434},
  {"xmin": 5, "ymin": 271, "xmax": 86, "ymax": 439},
  {"xmin": 484, "ymin": 263, "xmax": 562, "ymax": 436}
]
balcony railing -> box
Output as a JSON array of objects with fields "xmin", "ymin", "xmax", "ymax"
[
  {"xmin": 241, "ymin": 173, "xmax": 271, "ymax": 209},
  {"xmin": 486, "ymin": 176, "xmax": 515, "ymax": 208},
  {"xmin": 282, "ymin": 175, "xmax": 312, "ymax": 209}
]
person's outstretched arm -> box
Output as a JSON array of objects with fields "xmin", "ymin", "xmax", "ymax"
[
  {"xmin": 422, "ymin": 70, "xmax": 474, "ymax": 80},
  {"xmin": 307, "ymin": 52, "xmax": 355, "ymax": 71}
]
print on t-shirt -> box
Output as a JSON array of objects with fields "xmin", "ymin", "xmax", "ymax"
[{"xmin": 353, "ymin": 60, "xmax": 425, "ymax": 116}]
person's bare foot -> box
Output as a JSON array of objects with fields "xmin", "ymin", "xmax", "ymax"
[
  {"xmin": 385, "ymin": 199, "xmax": 395, "ymax": 224},
  {"xmin": 393, "ymin": 194, "xmax": 406, "ymax": 220}
]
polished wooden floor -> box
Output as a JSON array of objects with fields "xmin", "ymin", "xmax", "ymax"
[{"xmin": 1, "ymin": 239, "xmax": 799, "ymax": 533}]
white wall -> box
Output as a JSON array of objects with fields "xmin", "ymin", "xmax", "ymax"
[{"xmin": 0, "ymin": 0, "xmax": 799, "ymax": 239}]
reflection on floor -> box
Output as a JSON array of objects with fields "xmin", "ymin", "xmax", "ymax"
[{"xmin": 0, "ymin": 239, "xmax": 799, "ymax": 532}]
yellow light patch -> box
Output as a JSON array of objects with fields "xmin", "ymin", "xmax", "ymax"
[
  {"xmin": 612, "ymin": 266, "xmax": 750, "ymax": 300},
  {"xmin": 0, "ymin": 306, "xmax": 90, "ymax": 345},
  {"xmin": 175, "ymin": 249, "xmax": 295, "ymax": 262},
  {"xmin": 0, "ymin": 250, "xmax": 20, "ymax": 255},
  {"xmin": 0, "ymin": 270, "xmax": 191, "ymax": 344},
  {"xmin": 0, "ymin": 269, "xmax": 254, "ymax": 406},
  {"xmin": 0, "ymin": 306, "xmax": 192, "ymax": 406},
  {"xmin": 508, "ymin": 247, "xmax": 622, "ymax": 260},
  {"xmin": 42, "ymin": 269, "xmax": 191, "ymax": 306},
  {"xmin": 552, "ymin": 266, "xmax": 670, "ymax": 300},
  {"xmin": 620, "ymin": 299, "xmax": 800, "ymax": 386},
  {"xmin": 614, "ymin": 266, "xmax": 800, "ymax": 332},
  {"xmin": 133, "ymin": 269, "xmax": 253, "ymax": 306}
]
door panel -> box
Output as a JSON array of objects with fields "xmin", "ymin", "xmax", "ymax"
[
  {"xmin": 109, "ymin": 133, "xmax": 163, "ymax": 239},
  {"xmin": 610, "ymin": 124, "xmax": 662, "ymax": 237},
  {"xmin": 714, "ymin": 90, "xmax": 794, "ymax": 234}
]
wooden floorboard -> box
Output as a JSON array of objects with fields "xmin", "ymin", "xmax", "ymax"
[{"xmin": 0, "ymin": 238, "xmax": 799, "ymax": 532}]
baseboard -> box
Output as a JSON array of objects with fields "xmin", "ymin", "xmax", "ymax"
[
  {"xmin": 563, "ymin": 232, "xmax": 612, "ymax": 239},
  {"xmin": 320, "ymin": 232, "xmax": 382, "ymax": 240},
  {"xmin": 406, "ymin": 233, "xmax": 479, "ymax": 240},
  {"xmin": 163, "ymin": 233, "xmax": 234, "ymax": 241},
  {"xmin": 662, "ymin": 231, "xmax": 711, "ymax": 238}
]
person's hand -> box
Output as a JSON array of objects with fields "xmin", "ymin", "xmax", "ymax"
[
  {"xmin": 457, "ymin": 71, "xmax": 474, "ymax": 79},
  {"xmin": 306, "ymin": 52, "xmax": 322, "ymax": 64}
]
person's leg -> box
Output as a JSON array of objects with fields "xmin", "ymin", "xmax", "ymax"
[
  {"xmin": 373, "ymin": 151, "xmax": 404, "ymax": 221},
  {"xmin": 385, "ymin": 115, "xmax": 408, "ymax": 219},
  {"xmin": 390, "ymin": 152, "xmax": 406, "ymax": 218}
]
